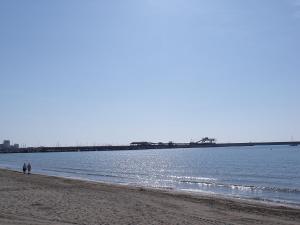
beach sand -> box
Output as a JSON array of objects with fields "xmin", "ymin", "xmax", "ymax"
[{"xmin": 0, "ymin": 169, "xmax": 299, "ymax": 225}]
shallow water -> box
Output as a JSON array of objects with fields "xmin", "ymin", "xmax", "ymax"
[{"xmin": 0, "ymin": 145, "xmax": 299, "ymax": 205}]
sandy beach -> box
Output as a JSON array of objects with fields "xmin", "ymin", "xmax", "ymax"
[{"xmin": 0, "ymin": 169, "xmax": 299, "ymax": 225}]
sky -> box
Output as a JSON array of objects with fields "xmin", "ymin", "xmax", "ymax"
[{"xmin": 0, "ymin": 0, "xmax": 300, "ymax": 147}]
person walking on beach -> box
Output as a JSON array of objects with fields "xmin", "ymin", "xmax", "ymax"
[
  {"xmin": 27, "ymin": 163, "xmax": 31, "ymax": 174},
  {"xmin": 22, "ymin": 163, "xmax": 27, "ymax": 174}
]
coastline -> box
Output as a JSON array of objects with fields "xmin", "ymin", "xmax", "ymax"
[
  {"xmin": 2, "ymin": 165, "xmax": 300, "ymax": 208},
  {"xmin": 6, "ymin": 166, "xmax": 300, "ymax": 209},
  {"xmin": 0, "ymin": 168, "xmax": 299, "ymax": 225}
]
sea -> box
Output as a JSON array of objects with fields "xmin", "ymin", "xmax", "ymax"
[{"xmin": 0, "ymin": 145, "xmax": 300, "ymax": 206}]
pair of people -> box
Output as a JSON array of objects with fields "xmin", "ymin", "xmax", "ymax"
[{"xmin": 22, "ymin": 163, "xmax": 32, "ymax": 174}]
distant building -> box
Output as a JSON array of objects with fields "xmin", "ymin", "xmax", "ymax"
[
  {"xmin": 168, "ymin": 141, "xmax": 174, "ymax": 146},
  {"xmin": 3, "ymin": 140, "xmax": 10, "ymax": 148},
  {"xmin": 130, "ymin": 142, "xmax": 154, "ymax": 146},
  {"xmin": 0, "ymin": 140, "xmax": 19, "ymax": 150}
]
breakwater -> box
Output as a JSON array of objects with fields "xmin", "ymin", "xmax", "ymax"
[{"xmin": 0, "ymin": 141, "xmax": 299, "ymax": 154}]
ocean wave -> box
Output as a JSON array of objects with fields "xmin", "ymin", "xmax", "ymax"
[
  {"xmin": 40, "ymin": 168, "xmax": 300, "ymax": 194},
  {"xmin": 177, "ymin": 178, "xmax": 300, "ymax": 193},
  {"xmin": 42, "ymin": 168, "xmax": 127, "ymax": 180},
  {"xmin": 169, "ymin": 175, "xmax": 216, "ymax": 182},
  {"xmin": 52, "ymin": 166, "xmax": 150, "ymax": 177}
]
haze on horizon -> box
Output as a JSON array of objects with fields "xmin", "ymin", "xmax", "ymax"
[{"xmin": 0, "ymin": 0, "xmax": 300, "ymax": 147}]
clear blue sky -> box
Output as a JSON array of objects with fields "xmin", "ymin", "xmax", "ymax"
[{"xmin": 0, "ymin": 0, "xmax": 300, "ymax": 146}]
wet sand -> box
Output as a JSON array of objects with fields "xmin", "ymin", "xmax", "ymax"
[{"xmin": 0, "ymin": 168, "xmax": 299, "ymax": 225}]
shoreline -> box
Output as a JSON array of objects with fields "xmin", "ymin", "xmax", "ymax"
[
  {"xmin": 2, "ymin": 166, "xmax": 300, "ymax": 209},
  {"xmin": 0, "ymin": 168, "xmax": 300, "ymax": 225}
]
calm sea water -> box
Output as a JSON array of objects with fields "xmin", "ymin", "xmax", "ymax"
[{"xmin": 0, "ymin": 145, "xmax": 300, "ymax": 205}]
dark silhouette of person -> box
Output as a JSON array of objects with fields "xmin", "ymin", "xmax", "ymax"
[
  {"xmin": 27, "ymin": 163, "xmax": 31, "ymax": 174},
  {"xmin": 22, "ymin": 163, "xmax": 27, "ymax": 174}
]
